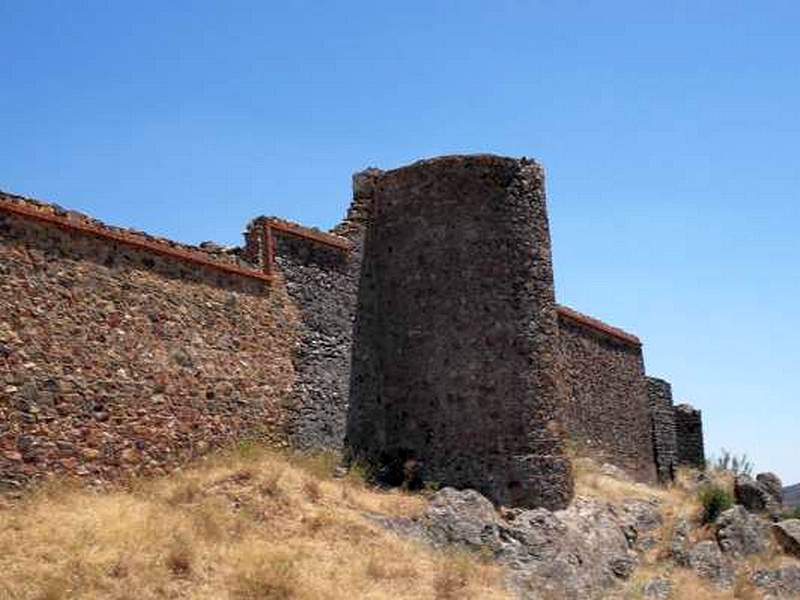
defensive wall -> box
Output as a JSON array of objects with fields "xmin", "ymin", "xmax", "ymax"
[
  {"xmin": 345, "ymin": 156, "xmax": 572, "ymax": 509},
  {"xmin": 556, "ymin": 306, "xmax": 657, "ymax": 483},
  {"xmin": 1, "ymin": 154, "xmax": 706, "ymax": 508}
]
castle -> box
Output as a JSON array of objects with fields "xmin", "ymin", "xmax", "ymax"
[{"xmin": 0, "ymin": 155, "xmax": 704, "ymax": 508}]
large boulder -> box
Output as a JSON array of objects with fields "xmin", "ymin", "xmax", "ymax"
[
  {"xmin": 687, "ymin": 540, "xmax": 735, "ymax": 586},
  {"xmin": 735, "ymin": 475, "xmax": 768, "ymax": 511},
  {"xmin": 716, "ymin": 505, "xmax": 769, "ymax": 557},
  {"xmin": 418, "ymin": 489, "xmax": 638, "ymax": 599},
  {"xmin": 735, "ymin": 474, "xmax": 781, "ymax": 516},
  {"xmin": 499, "ymin": 497, "xmax": 634, "ymax": 599},
  {"xmin": 423, "ymin": 487, "xmax": 500, "ymax": 549},
  {"xmin": 757, "ymin": 472, "xmax": 784, "ymax": 507},
  {"xmin": 772, "ymin": 519, "xmax": 800, "ymax": 558}
]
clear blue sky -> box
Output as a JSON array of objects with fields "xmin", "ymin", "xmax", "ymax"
[{"xmin": 2, "ymin": 2, "xmax": 798, "ymax": 482}]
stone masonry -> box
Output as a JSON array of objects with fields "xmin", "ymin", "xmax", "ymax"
[
  {"xmin": 646, "ymin": 377, "xmax": 678, "ymax": 483},
  {"xmin": 675, "ymin": 403, "xmax": 706, "ymax": 469},
  {"xmin": 557, "ymin": 307, "xmax": 657, "ymax": 483},
  {"xmin": 0, "ymin": 195, "xmax": 297, "ymax": 488},
  {"xmin": 345, "ymin": 155, "xmax": 574, "ymax": 509},
  {"xmin": 0, "ymin": 153, "xmax": 708, "ymax": 508}
]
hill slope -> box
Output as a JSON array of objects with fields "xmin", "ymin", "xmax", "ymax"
[
  {"xmin": 2, "ymin": 447, "xmax": 799, "ymax": 599},
  {"xmin": 0, "ymin": 446, "xmax": 508, "ymax": 600}
]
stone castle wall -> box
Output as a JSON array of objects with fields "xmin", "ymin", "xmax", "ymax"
[
  {"xmin": 0, "ymin": 193, "xmax": 298, "ymax": 489},
  {"xmin": 345, "ymin": 155, "xmax": 574, "ymax": 509},
  {"xmin": 1, "ymin": 153, "xmax": 708, "ymax": 504},
  {"xmin": 675, "ymin": 403, "xmax": 705, "ymax": 469},
  {"xmin": 556, "ymin": 307, "xmax": 658, "ymax": 483},
  {"xmin": 646, "ymin": 376, "xmax": 678, "ymax": 483},
  {"xmin": 256, "ymin": 223, "xmax": 362, "ymax": 451}
]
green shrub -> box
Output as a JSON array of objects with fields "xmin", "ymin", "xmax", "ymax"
[{"xmin": 699, "ymin": 485, "xmax": 734, "ymax": 524}]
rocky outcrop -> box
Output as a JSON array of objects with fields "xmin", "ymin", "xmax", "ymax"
[
  {"xmin": 687, "ymin": 540, "xmax": 735, "ymax": 586},
  {"xmin": 751, "ymin": 565, "xmax": 800, "ymax": 599},
  {"xmin": 669, "ymin": 518, "xmax": 692, "ymax": 567},
  {"xmin": 773, "ymin": 520, "xmax": 800, "ymax": 558},
  {"xmin": 735, "ymin": 474, "xmax": 782, "ymax": 515},
  {"xmin": 381, "ymin": 487, "xmax": 664, "ymax": 599},
  {"xmin": 757, "ymin": 472, "xmax": 784, "ymax": 507},
  {"xmin": 716, "ymin": 505, "xmax": 769, "ymax": 557}
]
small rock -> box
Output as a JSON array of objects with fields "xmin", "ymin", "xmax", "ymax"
[
  {"xmin": 669, "ymin": 518, "xmax": 691, "ymax": 567},
  {"xmin": 772, "ymin": 520, "xmax": 800, "ymax": 558},
  {"xmin": 716, "ymin": 505, "xmax": 769, "ymax": 557},
  {"xmin": 601, "ymin": 463, "xmax": 632, "ymax": 481},
  {"xmin": 610, "ymin": 555, "xmax": 636, "ymax": 579},
  {"xmin": 641, "ymin": 576, "xmax": 672, "ymax": 599},
  {"xmin": 82, "ymin": 448, "xmax": 100, "ymax": 461}
]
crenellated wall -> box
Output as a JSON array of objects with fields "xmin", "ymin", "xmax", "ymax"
[{"xmin": 556, "ymin": 306, "xmax": 658, "ymax": 483}]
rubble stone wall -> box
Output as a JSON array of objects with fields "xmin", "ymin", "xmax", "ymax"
[
  {"xmin": 556, "ymin": 312, "xmax": 657, "ymax": 483},
  {"xmin": 675, "ymin": 403, "xmax": 706, "ymax": 469},
  {"xmin": 0, "ymin": 195, "xmax": 298, "ymax": 489},
  {"xmin": 646, "ymin": 376, "xmax": 678, "ymax": 483},
  {"xmin": 345, "ymin": 155, "xmax": 574, "ymax": 510},
  {"xmin": 269, "ymin": 228, "xmax": 362, "ymax": 451}
]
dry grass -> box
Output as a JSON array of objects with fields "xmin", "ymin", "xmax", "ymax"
[
  {"xmin": 0, "ymin": 445, "xmax": 511, "ymax": 600},
  {"xmin": 624, "ymin": 567, "xmax": 738, "ymax": 599}
]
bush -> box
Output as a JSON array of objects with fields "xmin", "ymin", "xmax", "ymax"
[{"xmin": 699, "ymin": 485, "xmax": 734, "ymax": 524}]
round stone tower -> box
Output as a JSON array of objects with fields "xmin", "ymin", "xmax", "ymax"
[{"xmin": 345, "ymin": 154, "xmax": 573, "ymax": 509}]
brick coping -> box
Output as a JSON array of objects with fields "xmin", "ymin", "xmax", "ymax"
[
  {"xmin": 556, "ymin": 304, "xmax": 642, "ymax": 347},
  {"xmin": 0, "ymin": 192, "xmax": 351, "ymax": 283}
]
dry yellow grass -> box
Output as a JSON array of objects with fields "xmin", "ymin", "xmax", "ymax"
[{"xmin": 0, "ymin": 445, "xmax": 511, "ymax": 600}]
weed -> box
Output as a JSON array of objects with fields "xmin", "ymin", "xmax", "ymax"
[{"xmin": 698, "ymin": 485, "xmax": 734, "ymax": 524}]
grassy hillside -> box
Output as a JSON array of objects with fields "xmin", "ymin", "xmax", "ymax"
[
  {"xmin": 0, "ymin": 444, "xmax": 509, "ymax": 600},
  {"xmin": 1, "ymin": 445, "xmax": 796, "ymax": 599}
]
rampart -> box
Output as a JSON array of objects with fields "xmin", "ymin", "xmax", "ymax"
[
  {"xmin": 1, "ymin": 153, "xmax": 708, "ymax": 507},
  {"xmin": 0, "ymin": 192, "xmax": 349, "ymax": 488},
  {"xmin": 556, "ymin": 306, "xmax": 657, "ymax": 483}
]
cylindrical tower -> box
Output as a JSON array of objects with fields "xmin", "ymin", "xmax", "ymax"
[{"xmin": 346, "ymin": 155, "xmax": 573, "ymax": 509}]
